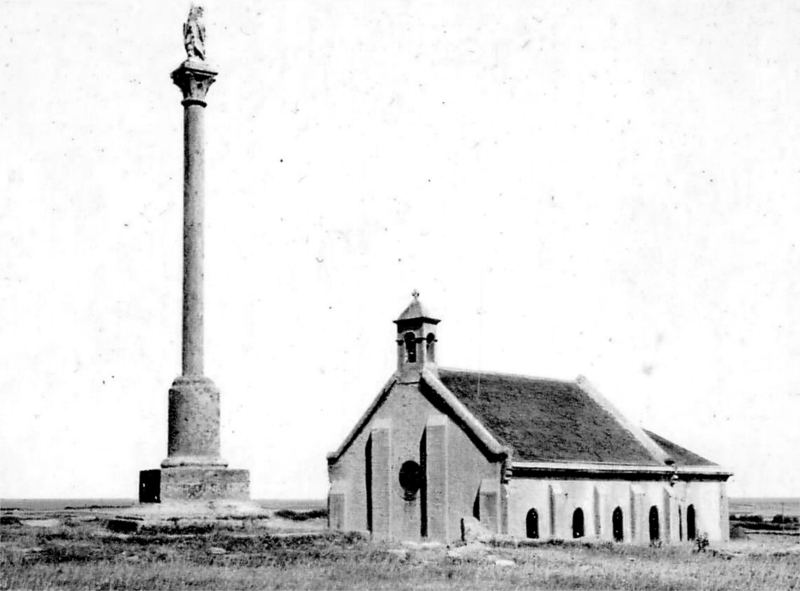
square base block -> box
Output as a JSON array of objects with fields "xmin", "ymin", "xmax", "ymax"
[{"xmin": 139, "ymin": 467, "xmax": 250, "ymax": 503}]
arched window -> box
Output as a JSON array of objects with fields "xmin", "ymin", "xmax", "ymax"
[
  {"xmin": 426, "ymin": 333, "xmax": 436, "ymax": 362},
  {"xmin": 526, "ymin": 508, "xmax": 539, "ymax": 539},
  {"xmin": 678, "ymin": 506, "xmax": 683, "ymax": 541},
  {"xmin": 687, "ymin": 505, "xmax": 696, "ymax": 541},
  {"xmin": 572, "ymin": 508, "xmax": 584, "ymax": 538},
  {"xmin": 404, "ymin": 332, "xmax": 416, "ymax": 363},
  {"xmin": 649, "ymin": 506, "xmax": 660, "ymax": 542},
  {"xmin": 612, "ymin": 507, "xmax": 624, "ymax": 542}
]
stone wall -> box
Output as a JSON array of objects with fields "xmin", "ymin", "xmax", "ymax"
[
  {"xmin": 328, "ymin": 379, "xmax": 502, "ymax": 542},
  {"xmin": 507, "ymin": 476, "xmax": 729, "ymax": 543}
]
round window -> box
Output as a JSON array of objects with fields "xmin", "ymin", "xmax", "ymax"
[{"xmin": 398, "ymin": 460, "xmax": 422, "ymax": 499}]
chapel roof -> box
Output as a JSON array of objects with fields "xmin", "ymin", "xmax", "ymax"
[
  {"xmin": 643, "ymin": 429, "xmax": 715, "ymax": 467},
  {"xmin": 436, "ymin": 368, "xmax": 717, "ymax": 467}
]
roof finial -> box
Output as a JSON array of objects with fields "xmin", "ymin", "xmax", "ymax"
[{"xmin": 412, "ymin": 289, "xmax": 420, "ymax": 300}]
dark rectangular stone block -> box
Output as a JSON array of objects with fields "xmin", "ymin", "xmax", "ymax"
[{"xmin": 139, "ymin": 469, "xmax": 162, "ymax": 503}]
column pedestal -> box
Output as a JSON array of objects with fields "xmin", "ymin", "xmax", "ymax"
[
  {"xmin": 139, "ymin": 377, "xmax": 251, "ymax": 503},
  {"xmin": 139, "ymin": 467, "xmax": 250, "ymax": 503}
]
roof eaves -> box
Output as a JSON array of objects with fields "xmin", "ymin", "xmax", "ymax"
[
  {"xmin": 675, "ymin": 465, "xmax": 733, "ymax": 477},
  {"xmin": 512, "ymin": 460, "xmax": 675, "ymax": 475},
  {"xmin": 511, "ymin": 461, "xmax": 732, "ymax": 479}
]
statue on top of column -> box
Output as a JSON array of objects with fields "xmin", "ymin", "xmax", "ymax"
[{"xmin": 183, "ymin": 5, "xmax": 206, "ymax": 62}]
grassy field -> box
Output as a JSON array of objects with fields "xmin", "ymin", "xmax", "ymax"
[
  {"xmin": 730, "ymin": 497, "xmax": 800, "ymax": 519},
  {"xmin": 2, "ymin": 509, "xmax": 799, "ymax": 591}
]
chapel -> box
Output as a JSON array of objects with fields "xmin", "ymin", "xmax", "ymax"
[{"xmin": 327, "ymin": 294, "xmax": 731, "ymax": 543}]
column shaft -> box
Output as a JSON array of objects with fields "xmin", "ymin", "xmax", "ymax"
[{"xmin": 182, "ymin": 103, "xmax": 205, "ymax": 377}]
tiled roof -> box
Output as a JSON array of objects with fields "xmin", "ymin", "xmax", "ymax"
[
  {"xmin": 644, "ymin": 430, "xmax": 716, "ymax": 467},
  {"xmin": 437, "ymin": 368, "xmax": 711, "ymax": 467}
]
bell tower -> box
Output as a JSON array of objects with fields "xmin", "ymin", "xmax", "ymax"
[{"xmin": 394, "ymin": 291, "xmax": 440, "ymax": 376}]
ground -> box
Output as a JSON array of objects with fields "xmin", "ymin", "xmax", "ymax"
[{"xmin": 1, "ymin": 505, "xmax": 798, "ymax": 590}]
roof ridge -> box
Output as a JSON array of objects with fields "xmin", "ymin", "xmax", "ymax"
[
  {"xmin": 421, "ymin": 369, "xmax": 509, "ymax": 458},
  {"xmin": 438, "ymin": 366, "xmax": 574, "ymax": 384},
  {"xmin": 575, "ymin": 376, "xmax": 672, "ymax": 465},
  {"xmin": 643, "ymin": 429, "xmax": 719, "ymax": 467}
]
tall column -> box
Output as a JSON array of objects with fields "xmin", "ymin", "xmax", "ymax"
[
  {"xmin": 139, "ymin": 7, "xmax": 250, "ymax": 503},
  {"xmin": 161, "ymin": 42, "xmax": 225, "ymax": 469}
]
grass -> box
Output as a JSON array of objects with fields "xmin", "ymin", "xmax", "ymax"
[{"xmin": 2, "ymin": 514, "xmax": 799, "ymax": 590}]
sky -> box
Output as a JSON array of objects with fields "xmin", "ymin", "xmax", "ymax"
[{"xmin": 1, "ymin": 0, "xmax": 799, "ymax": 500}]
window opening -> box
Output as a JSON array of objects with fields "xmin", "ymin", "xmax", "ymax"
[
  {"xmin": 404, "ymin": 333, "xmax": 416, "ymax": 363},
  {"xmin": 398, "ymin": 460, "xmax": 422, "ymax": 500},
  {"xmin": 572, "ymin": 508, "xmax": 584, "ymax": 538},
  {"xmin": 649, "ymin": 506, "xmax": 660, "ymax": 542},
  {"xmin": 612, "ymin": 507, "xmax": 624, "ymax": 542},
  {"xmin": 426, "ymin": 333, "xmax": 436, "ymax": 362},
  {"xmin": 526, "ymin": 509, "xmax": 539, "ymax": 539}
]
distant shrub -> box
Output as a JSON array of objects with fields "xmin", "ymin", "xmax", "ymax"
[
  {"xmin": 274, "ymin": 509, "xmax": 328, "ymax": 521},
  {"xmin": 771, "ymin": 514, "xmax": 799, "ymax": 525},
  {"xmin": 732, "ymin": 515, "xmax": 763, "ymax": 523}
]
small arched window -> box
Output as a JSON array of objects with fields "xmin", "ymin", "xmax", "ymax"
[
  {"xmin": 612, "ymin": 507, "xmax": 624, "ymax": 542},
  {"xmin": 687, "ymin": 504, "xmax": 696, "ymax": 541},
  {"xmin": 426, "ymin": 333, "xmax": 436, "ymax": 363},
  {"xmin": 404, "ymin": 332, "xmax": 416, "ymax": 363},
  {"xmin": 649, "ymin": 506, "xmax": 660, "ymax": 542},
  {"xmin": 572, "ymin": 508, "xmax": 584, "ymax": 538},
  {"xmin": 526, "ymin": 508, "xmax": 539, "ymax": 539}
]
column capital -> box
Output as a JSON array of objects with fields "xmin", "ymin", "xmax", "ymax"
[{"xmin": 172, "ymin": 60, "xmax": 219, "ymax": 107}]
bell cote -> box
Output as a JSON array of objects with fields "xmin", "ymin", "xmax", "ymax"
[{"xmin": 394, "ymin": 291, "xmax": 440, "ymax": 375}]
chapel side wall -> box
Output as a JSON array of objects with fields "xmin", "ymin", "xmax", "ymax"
[
  {"xmin": 684, "ymin": 479, "xmax": 728, "ymax": 542},
  {"xmin": 508, "ymin": 478, "xmax": 645, "ymax": 541},
  {"xmin": 508, "ymin": 476, "xmax": 728, "ymax": 543},
  {"xmin": 328, "ymin": 380, "xmax": 501, "ymax": 541}
]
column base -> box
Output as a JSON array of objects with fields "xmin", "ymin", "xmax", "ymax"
[
  {"xmin": 139, "ymin": 467, "xmax": 250, "ymax": 503},
  {"xmin": 161, "ymin": 456, "xmax": 228, "ymax": 469}
]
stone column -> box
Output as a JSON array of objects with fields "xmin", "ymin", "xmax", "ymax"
[
  {"xmin": 160, "ymin": 60, "xmax": 226, "ymax": 470},
  {"xmin": 139, "ymin": 7, "xmax": 249, "ymax": 504}
]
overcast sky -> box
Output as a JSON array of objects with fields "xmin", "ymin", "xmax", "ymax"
[{"xmin": 2, "ymin": 0, "xmax": 799, "ymax": 500}]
